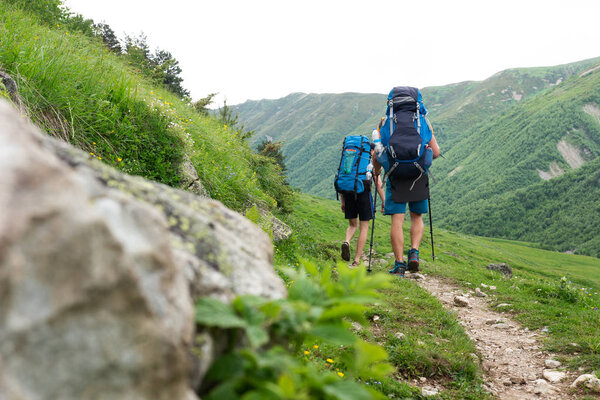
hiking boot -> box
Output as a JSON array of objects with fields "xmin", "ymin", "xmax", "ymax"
[
  {"xmin": 407, "ymin": 248, "xmax": 420, "ymax": 272},
  {"xmin": 349, "ymin": 260, "xmax": 360, "ymax": 269},
  {"xmin": 388, "ymin": 261, "xmax": 407, "ymax": 277},
  {"xmin": 341, "ymin": 242, "xmax": 350, "ymax": 261}
]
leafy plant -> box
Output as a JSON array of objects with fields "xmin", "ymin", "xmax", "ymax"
[{"xmin": 195, "ymin": 260, "xmax": 393, "ymax": 400}]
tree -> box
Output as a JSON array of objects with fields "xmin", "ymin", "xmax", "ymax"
[
  {"xmin": 257, "ymin": 138, "xmax": 287, "ymax": 173},
  {"xmin": 150, "ymin": 49, "xmax": 190, "ymax": 98},
  {"xmin": 93, "ymin": 22, "xmax": 122, "ymax": 53},
  {"xmin": 193, "ymin": 93, "xmax": 217, "ymax": 115}
]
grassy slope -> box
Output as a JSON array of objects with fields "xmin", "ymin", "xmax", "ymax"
[
  {"xmin": 0, "ymin": 2, "xmax": 286, "ymax": 213},
  {"xmin": 276, "ymin": 193, "xmax": 600, "ymax": 398},
  {"xmin": 432, "ymin": 66, "xmax": 600, "ymax": 256}
]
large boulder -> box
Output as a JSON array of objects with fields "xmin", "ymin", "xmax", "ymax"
[{"xmin": 0, "ymin": 101, "xmax": 286, "ymax": 399}]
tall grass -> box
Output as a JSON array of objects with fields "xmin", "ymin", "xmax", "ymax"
[{"xmin": 0, "ymin": 2, "xmax": 290, "ymax": 212}]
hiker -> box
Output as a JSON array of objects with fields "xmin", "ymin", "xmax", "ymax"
[
  {"xmin": 373, "ymin": 87, "xmax": 440, "ymax": 277},
  {"xmin": 340, "ymin": 164, "xmax": 384, "ymax": 267},
  {"xmin": 335, "ymin": 136, "xmax": 384, "ymax": 267}
]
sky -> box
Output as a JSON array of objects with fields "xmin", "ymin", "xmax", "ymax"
[{"xmin": 63, "ymin": 0, "xmax": 600, "ymax": 107}]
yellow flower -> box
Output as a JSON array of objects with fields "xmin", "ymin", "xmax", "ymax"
[
  {"xmin": 326, "ymin": 359, "xmax": 334, "ymax": 364},
  {"xmin": 93, "ymin": 142, "xmax": 96, "ymax": 145},
  {"xmin": 337, "ymin": 372, "xmax": 344, "ymax": 378},
  {"xmin": 90, "ymin": 152, "xmax": 94, "ymax": 156},
  {"xmin": 98, "ymin": 157, "xmax": 102, "ymax": 160},
  {"xmin": 303, "ymin": 350, "xmax": 309, "ymax": 355},
  {"xmin": 34, "ymin": 36, "xmax": 39, "ymax": 40},
  {"xmin": 117, "ymin": 158, "xmax": 122, "ymax": 162},
  {"xmin": 314, "ymin": 345, "xmax": 319, "ymax": 349}
]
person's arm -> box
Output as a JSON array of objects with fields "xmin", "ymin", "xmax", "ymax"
[{"xmin": 429, "ymin": 134, "xmax": 440, "ymax": 159}]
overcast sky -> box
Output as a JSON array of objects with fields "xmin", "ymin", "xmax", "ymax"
[{"xmin": 64, "ymin": 0, "xmax": 600, "ymax": 107}]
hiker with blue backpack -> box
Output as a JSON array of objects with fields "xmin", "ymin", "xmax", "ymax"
[
  {"xmin": 335, "ymin": 139, "xmax": 384, "ymax": 267},
  {"xmin": 373, "ymin": 86, "xmax": 440, "ymax": 277}
]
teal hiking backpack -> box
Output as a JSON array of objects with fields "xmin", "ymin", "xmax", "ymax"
[{"xmin": 334, "ymin": 135, "xmax": 372, "ymax": 197}]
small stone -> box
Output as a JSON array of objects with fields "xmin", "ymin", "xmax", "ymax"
[
  {"xmin": 489, "ymin": 286, "xmax": 496, "ymax": 290},
  {"xmin": 545, "ymin": 359, "xmax": 561, "ymax": 369},
  {"xmin": 475, "ymin": 287, "xmax": 487, "ymax": 297},
  {"xmin": 394, "ymin": 332, "xmax": 406, "ymax": 341},
  {"xmin": 541, "ymin": 326, "xmax": 549, "ymax": 333},
  {"xmin": 480, "ymin": 283, "xmax": 489, "ymax": 288},
  {"xmin": 496, "ymin": 303, "xmax": 512, "ymax": 308},
  {"xmin": 543, "ymin": 369, "xmax": 566, "ymax": 383},
  {"xmin": 351, "ymin": 322, "xmax": 362, "ymax": 331},
  {"xmin": 372, "ymin": 315, "xmax": 380, "ymax": 322},
  {"xmin": 454, "ymin": 295, "xmax": 470, "ymax": 307},
  {"xmin": 571, "ymin": 374, "xmax": 600, "ymax": 392},
  {"xmin": 485, "ymin": 319, "xmax": 502, "ymax": 325},
  {"xmin": 510, "ymin": 376, "xmax": 526, "ymax": 385},
  {"xmin": 503, "ymin": 379, "xmax": 512, "ymax": 386},
  {"xmin": 419, "ymin": 377, "xmax": 427, "ymax": 383},
  {"xmin": 495, "ymin": 323, "xmax": 511, "ymax": 330},
  {"xmin": 406, "ymin": 272, "xmax": 426, "ymax": 280},
  {"xmin": 533, "ymin": 378, "xmax": 557, "ymax": 395},
  {"xmin": 421, "ymin": 387, "xmax": 438, "ymax": 397}
]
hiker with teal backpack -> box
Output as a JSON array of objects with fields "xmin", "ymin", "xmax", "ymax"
[
  {"xmin": 373, "ymin": 87, "xmax": 440, "ymax": 277},
  {"xmin": 335, "ymin": 137, "xmax": 384, "ymax": 267}
]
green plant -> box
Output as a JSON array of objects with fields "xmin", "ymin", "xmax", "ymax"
[{"xmin": 195, "ymin": 260, "xmax": 393, "ymax": 399}]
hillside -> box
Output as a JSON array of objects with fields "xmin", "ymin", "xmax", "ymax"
[
  {"xmin": 432, "ymin": 65, "xmax": 600, "ymax": 256},
  {"xmin": 235, "ymin": 59, "xmax": 600, "ymax": 256}
]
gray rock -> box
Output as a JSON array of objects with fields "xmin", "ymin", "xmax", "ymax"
[
  {"xmin": 475, "ymin": 287, "xmax": 487, "ymax": 297},
  {"xmin": 545, "ymin": 359, "xmax": 561, "ymax": 369},
  {"xmin": 394, "ymin": 332, "xmax": 406, "ymax": 341},
  {"xmin": 0, "ymin": 101, "xmax": 286, "ymax": 399},
  {"xmin": 421, "ymin": 387, "xmax": 438, "ymax": 397},
  {"xmin": 179, "ymin": 153, "xmax": 210, "ymax": 197},
  {"xmin": 533, "ymin": 379, "xmax": 555, "ymax": 395},
  {"xmin": 571, "ymin": 374, "xmax": 600, "ymax": 392},
  {"xmin": 486, "ymin": 263, "xmax": 513, "ymax": 278},
  {"xmin": 543, "ymin": 369, "xmax": 566, "ymax": 383},
  {"xmin": 258, "ymin": 207, "xmax": 293, "ymax": 242},
  {"xmin": 453, "ymin": 295, "xmax": 470, "ymax": 307}
]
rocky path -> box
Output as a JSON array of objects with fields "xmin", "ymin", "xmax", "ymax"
[{"xmin": 411, "ymin": 273, "xmax": 577, "ymax": 399}]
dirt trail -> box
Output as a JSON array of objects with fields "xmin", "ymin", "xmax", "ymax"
[{"xmin": 412, "ymin": 274, "xmax": 576, "ymax": 399}]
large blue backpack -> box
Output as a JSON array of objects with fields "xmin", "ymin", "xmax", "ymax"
[
  {"xmin": 377, "ymin": 86, "xmax": 433, "ymax": 180},
  {"xmin": 334, "ymin": 135, "xmax": 372, "ymax": 196}
]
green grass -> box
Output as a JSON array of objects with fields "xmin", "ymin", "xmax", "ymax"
[
  {"xmin": 0, "ymin": 2, "xmax": 290, "ymax": 213},
  {"xmin": 276, "ymin": 193, "xmax": 600, "ymax": 398}
]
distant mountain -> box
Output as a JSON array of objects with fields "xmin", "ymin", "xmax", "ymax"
[{"xmin": 235, "ymin": 58, "xmax": 600, "ymax": 256}]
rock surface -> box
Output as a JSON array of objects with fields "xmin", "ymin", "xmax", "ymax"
[
  {"xmin": 486, "ymin": 263, "xmax": 513, "ymax": 278},
  {"xmin": 570, "ymin": 374, "xmax": 600, "ymax": 392},
  {"xmin": 0, "ymin": 101, "xmax": 286, "ymax": 399}
]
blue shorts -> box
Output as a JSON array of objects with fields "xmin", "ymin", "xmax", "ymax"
[{"xmin": 383, "ymin": 181, "xmax": 428, "ymax": 215}]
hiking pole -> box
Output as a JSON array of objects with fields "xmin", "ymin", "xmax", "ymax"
[
  {"xmin": 367, "ymin": 188, "xmax": 377, "ymax": 273},
  {"xmin": 428, "ymin": 196, "xmax": 435, "ymax": 261}
]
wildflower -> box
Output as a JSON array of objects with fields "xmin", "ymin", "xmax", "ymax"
[
  {"xmin": 93, "ymin": 142, "xmax": 96, "ymax": 145},
  {"xmin": 303, "ymin": 350, "xmax": 309, "ymax": 355},
  {"xmin": 98, "ymin": 157, "xmax": 102, "ymax": 160},
  {"xmin": 90, "ymin": 152, "xmax": 94, "ymax": 156},
  {"xmin": 337, "ymin": 372, "xmax": 344, "ymax": 377},
  {"xmin": 326, "ymin": 359, "xmax": 334, "ymax": 364},
  {"xmin": 314, "ymin": 345, "xmax": 319, "ymax": 349},
  {"xmin": 117, "ymin": 158, "xmax": 122, "ymax": 162},
  {"xmin": 34, "ymin": 36, "xmax": 39, "ymax": 40}
]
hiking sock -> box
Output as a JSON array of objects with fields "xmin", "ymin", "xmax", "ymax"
[
  {"xmin": 388, "ymin": 260, "xmax": 407, "ymax": 277},
  {"xmin": 407, "ymin": 248, "xmax": 419, "ymax": 272},
  {"xmin": 341, "ymin": 242, "xmax": 350, "ymax": 261}
]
